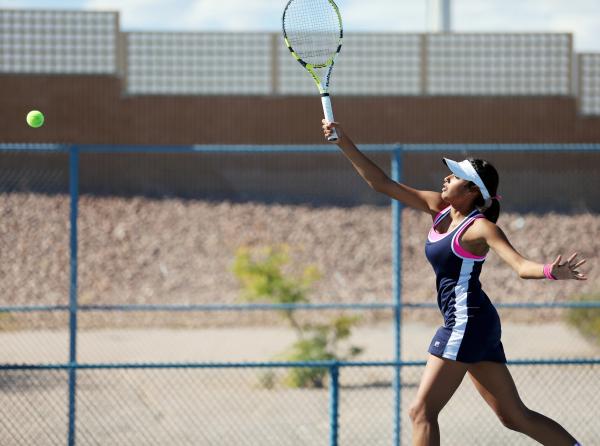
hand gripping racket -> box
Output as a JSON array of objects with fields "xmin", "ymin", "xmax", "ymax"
[{"xmin": 282, "ymin": 0, "xmax": 343, "ymax": 141}]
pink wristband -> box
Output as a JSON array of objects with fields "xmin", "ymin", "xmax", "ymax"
[{"xmin": 543, "ymin": 264, "xmax": 558, "ymax": 280}]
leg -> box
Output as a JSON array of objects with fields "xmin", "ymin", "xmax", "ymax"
[
  {"xmin": 409, "ymin": 354, "xmax": 468, "ymax": 446},
  {"xmin": 467, "ymin": 361, "xmax": 579, "ymax": 445}
]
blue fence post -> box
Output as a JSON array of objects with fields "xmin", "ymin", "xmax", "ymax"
[
  {"xmin": 391, "ymin": 146, "xmax": 403, "ymax": 446},
  {"xmin": 329, "ymin": 363, "xmax": 340, "ymax": 446},
  {"xmin": 68, "ymin": 145, "xmax": 79, "ymax": 446}
]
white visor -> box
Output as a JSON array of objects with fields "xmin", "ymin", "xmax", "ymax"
[{"xmin": 443, "ymin": 158, "xmax": 491, "ymax": 202}]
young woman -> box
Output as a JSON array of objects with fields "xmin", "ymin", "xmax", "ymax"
[{"xmin": 322, "ymin": 120, "xmax": 587, "ymax": 446}]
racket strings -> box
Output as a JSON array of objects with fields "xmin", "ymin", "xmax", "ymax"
[{"xmin": 283, "ymin": 0, "xmax": 341, "ymax": 66}]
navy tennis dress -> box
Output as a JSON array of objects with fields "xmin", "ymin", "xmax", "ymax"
[{"xmin": 425, "ymin": 206, "xmax": 506, "ymax": 363}]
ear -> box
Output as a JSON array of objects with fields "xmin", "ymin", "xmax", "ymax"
[{"xmin": 466, "ymin": 183, "xmax": 479, "ymax": 195}]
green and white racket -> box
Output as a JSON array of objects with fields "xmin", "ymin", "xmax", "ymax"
[{"xmin": 282, "ymin": 0, "xmax": 343, "ymax": 141}]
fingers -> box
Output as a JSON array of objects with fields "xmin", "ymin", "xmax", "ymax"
[
  {"xmin": 571, "ymin": 258, "xmax": 587, "ymax": 280},
  {"xmin": 322, "ymin": 119, "xmax": 331, "ymax": 138},
  {"xmin": 564, "ymin": 252, "xmax": 587, "ymax": 267},
  {"xmin": 571, "ymin": 267, "xmax": 586, "ymax": 277},
  {"xmin": 321, "ymin": 119, "xmax": 338, "ymax": 130},
  {"xmin": 551, "ymin": 253, "xmax": 588, "ymax": 281},
  {"xmin": 566, "ymin": 252, "xmax": 578, "ymax": 264},
  {"xmin": 568, "ymin": 255, "xmax": 588, "ymax": 280},
  {"xmin": 321, "ymin": 119, "xmax": 341, "ymax": 142}
]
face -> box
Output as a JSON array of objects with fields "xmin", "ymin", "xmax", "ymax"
[{"xmin": 441, "ymin": 173, "xmax": 477, "ymax": 203}]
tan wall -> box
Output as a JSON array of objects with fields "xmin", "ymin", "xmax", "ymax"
[
  {"xmin": 1, "ymin": 75, "xmax": 599, "ymax": 212},
  {"xmin": 2, "ymin": 75, "xmax": 600, "ymax": 145}
]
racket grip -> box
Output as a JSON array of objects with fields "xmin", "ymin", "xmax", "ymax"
[{"xmin": 321, "ymin": 94, "xmax": 338, "ymax": 142}]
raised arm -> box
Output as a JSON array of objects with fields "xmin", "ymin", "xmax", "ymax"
[
  {"xmin": 323, "ymin": 120, "xmax": 445, "ymax": 216},
  {"xmin": 476, "ymin": 219, "xmax": 587, "ymax": 280}
]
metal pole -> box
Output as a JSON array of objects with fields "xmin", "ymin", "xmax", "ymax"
[
  {"xmin": 441, "ymin": 0, "xmax": 452, "ymax": 32},
  {"xmin": 271, "ymin": 33, "xmax": 280, "ymax": 95},
  {"xmin": 426, "ymin": 0, "xmax": 451, "ymax": 32},
  {"xmin": 391, "ymin": 146, "xmax": 403, "ymax": 445},
  {"xmin": 329, "ymin": 363, "xmax": 340, "ymax": 446},
  {"xmin": 68, "ymin": 146, "xmax": 79, "ymax": 446}
]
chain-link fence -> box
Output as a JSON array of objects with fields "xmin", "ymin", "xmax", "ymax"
[
  {"xmin": 1, "ymin": 144, "xmax": 599, "ymax": 445},
  {"xmin": 1, "ymin": 362, "xmax": 598, "ymax": 445}
]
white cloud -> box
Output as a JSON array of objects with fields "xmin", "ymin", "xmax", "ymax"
[
  {"xmin": 455, "ymin": 0, "xmax": 599, "ymax": 51},
  {"xmin": 82, "ymin": 0, "xmax": 284, "ymax": 31},
  {"xmin": 82, "ymin": 0, "xmax": 425, "ymax": 32},
  {"xmin": 0, "ymin": 0, "xmax": 85, "ymax": 7},
  {"xmin": 185, "ymin": 0, "xmax": 278, "ymax": 31},
  {"xmin": 341, "ymin": 0, "xmax": 426, "ymax": 32},
  {"xmin": 83, "ymin": 0, "xmax": 196, "ymax": 30},
  {"xmin": 3, "ymin": 0, "xmax": 600, "ymax": 51}
]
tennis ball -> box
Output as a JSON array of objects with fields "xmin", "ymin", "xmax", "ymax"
[{"xmin": 26, "ymin": 110, "xmax": 45, "ymax": 128}]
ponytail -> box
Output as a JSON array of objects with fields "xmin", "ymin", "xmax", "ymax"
[{"xmin": 478, "ymin": 197, "xmax": 500, "ymax": 223}]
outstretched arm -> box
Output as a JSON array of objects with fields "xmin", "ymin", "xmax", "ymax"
[
  {"xmin": 322, "ymin": 120, "xmax": 445, "ymax": 216},
  {"xmin": 477, "ymin": 219, "xmax": 587, "ymax": 280}
]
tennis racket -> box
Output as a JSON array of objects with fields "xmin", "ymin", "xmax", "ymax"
[{"xmin": 282, "ymin": 0, "xmax": 343, "ymax": 141}]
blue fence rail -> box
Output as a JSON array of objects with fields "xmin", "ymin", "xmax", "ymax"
[
  {"xmin": 1, "ymin": 143, "xmax": 599, "ymax": 446},
  {"xmin": 1, "ymin": 359, "xmax": 599, "ymax": 444}
]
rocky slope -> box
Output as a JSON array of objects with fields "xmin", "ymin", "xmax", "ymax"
[{"xmin": 1, "ymin": 194, "xmax": 597, "ymax": 328}]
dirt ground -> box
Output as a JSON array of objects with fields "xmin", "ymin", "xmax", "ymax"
[
  {"xmin": 0, "ymin": 322, "xmax": 598, "ymax": 445},
  {"xmin": 1, "ymin": 321, "xmax": 598, "ymax": 364}
]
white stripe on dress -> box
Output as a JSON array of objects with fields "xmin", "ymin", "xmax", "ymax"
[{"xmin": 442, "ymin": 259, "xmax": 475, "ymax": 360}]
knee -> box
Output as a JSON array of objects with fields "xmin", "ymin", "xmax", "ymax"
[
  {"xmin": 496, "ymin": 411, "xmax": 520, "ymax": 431},
  {"xmin": 496, "ymin": 407, "xmax": 533, "ymax": 431},
  {"xmin": 409, "ymin": 400, "xmax": 438, "ymax": 425}
]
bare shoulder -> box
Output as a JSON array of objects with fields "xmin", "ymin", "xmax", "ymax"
[{"xmin": 470, "ymin": 217, "xmax": 505, "ymax": 240}]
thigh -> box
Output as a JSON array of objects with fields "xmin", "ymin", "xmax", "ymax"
[
  {"xmin": 414, "ymin": 354, "xmax": 468, "ymax": 413},
  {"xmin": 467, "ymin": 361, "xmax": 526, "ymax": 414}
]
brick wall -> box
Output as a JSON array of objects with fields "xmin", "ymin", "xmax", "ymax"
[{"xmin": 1, "ymin": 75, "xmax": 599, "ymax": 212}]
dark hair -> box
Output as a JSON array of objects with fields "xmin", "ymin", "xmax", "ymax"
[{"xmin": 467, "ymin": 158, "xmax": 500, "ymax": 223}]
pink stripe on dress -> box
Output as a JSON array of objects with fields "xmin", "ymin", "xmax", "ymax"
[
  {"xmin": 429, "ymin": 227, "xmax": 451, "ymax": 242},
  {"xmin": 433, "ymin": 206, "xmax": 451, "ymax": 225},
  {"xmin": 452, "ymin": 215, "xmax": 486, "ymax": 260},
  {"xmin": 428, "ymin": 206, "xmax": 453, "ymax": 242}
]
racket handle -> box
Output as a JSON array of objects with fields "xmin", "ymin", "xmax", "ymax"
[{"xmin": 321, "ymin": 94, "xmax": 338, "ymax": 142}]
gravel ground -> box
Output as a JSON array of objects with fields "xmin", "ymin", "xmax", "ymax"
[
  {"xmin": 0, "ymin": 324, "xmax": 598, "ymax": 445},
  {"xmin": 0, "ymin": 193, "xmax": 598, "ymax": 328},
  {"xmin": 1, "ymin": 322, "xmax": 598, "ymax": 364}
]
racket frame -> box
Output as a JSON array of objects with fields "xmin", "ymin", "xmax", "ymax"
[{"xmin": 282, "ymin": 0, "xmax": 343, "ymax": 141}]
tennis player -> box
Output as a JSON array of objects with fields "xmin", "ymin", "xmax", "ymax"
[{"xmin": 322, "ymin": 120, "xmax": 587, "ymax": 446}]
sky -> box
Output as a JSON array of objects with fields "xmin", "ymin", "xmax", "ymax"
[{"xmin": 1, "ymin": 0, "xmax": 599, "ymax": 52}]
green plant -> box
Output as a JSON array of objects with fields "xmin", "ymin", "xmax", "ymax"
[
  {"xmin": 566, "ymin": 292, "xmax": 600, "ymax": 346},
  {"xmin": 233, "ymin": 245, "xmax": 363, "ymax": 388},
  {"xmin": 281, "ymin": 315, "xmax": 363, "ymax": 388},
  {"xmin": 0, "ymin": 313, "xmax": 17, "ymax": 331},
  {"xmin": 233, "ymin": 245, "xmax": 319, "ymax": 334}
]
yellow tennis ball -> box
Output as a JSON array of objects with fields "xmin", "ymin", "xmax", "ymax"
[{"xmin": 26, "ymin": 110, "xmax": 45, "ymax": 128}]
